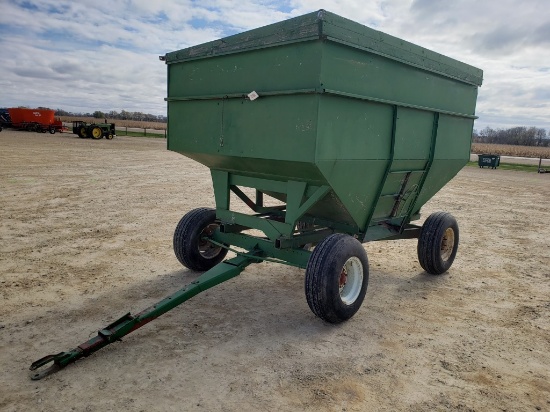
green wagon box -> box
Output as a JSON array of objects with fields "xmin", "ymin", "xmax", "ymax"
[
  {"xmin": 30, "ymin": 10, "xmax": 483, "ymax": 379},
  {"xmin": 163, "ymin": 9, "xmax": 483, "ymax": 314}
]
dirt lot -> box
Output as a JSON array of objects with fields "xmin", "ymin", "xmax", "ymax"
[{"xmin": 1, "ymin": 130, "xmax": 549, "ymax": 411}]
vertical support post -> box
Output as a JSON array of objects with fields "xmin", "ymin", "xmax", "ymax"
[
  {"xmin": 285, "ymin": 181, "xmax": 307, "ymax": 225},
  {"xmin": 256, "ymin": 190, "xmax": 264, "ymax": 208},
  {"xmin": 211, "ymin": 170, "xmax": 230, "ymax": 210}
]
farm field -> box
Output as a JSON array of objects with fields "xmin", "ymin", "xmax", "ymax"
[
  {"xmin": 471, "ymin": 143, "xmax": 550, "ymax": 159},
  {"xmin": 1, "ymin": 130, "xmax": 549, "ymax": 411}
]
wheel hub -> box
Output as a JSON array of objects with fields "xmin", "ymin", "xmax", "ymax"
[
  {"xmin": 198, "ymin": 223, "xmax": 222, "ymax": 259},
  {"xmin": 440, "ymin": 227, "xmax": 455, "ymax": 261},
  {"xmin": 339, "ymin": 270, "xmax": 347, "ymax": 291},
  {"xmin": 339, "ymin": 256, "xmax": 363, "ymax": 305}
]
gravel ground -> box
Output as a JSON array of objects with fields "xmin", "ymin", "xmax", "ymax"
[{"xmin": 1, "ymin": 130, "xmax": 549, "ymax": 411}]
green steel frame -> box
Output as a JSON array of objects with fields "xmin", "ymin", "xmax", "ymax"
[{"xmin": 203, "ymin": 96, "xmax": 442, "ymax": 264}]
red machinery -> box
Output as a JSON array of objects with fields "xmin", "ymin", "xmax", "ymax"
[{"xmin": 6, "ymin": 108, "xmax": 66, "ymax": 134}]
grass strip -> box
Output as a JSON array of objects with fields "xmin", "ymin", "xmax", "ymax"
[
  {"xmin": 467, "ymin": 161, "xmax": 545, "ymax": 173},
  {"xmin": 115, "ymin": 130, "xmax": 165, "ymax": 138}
]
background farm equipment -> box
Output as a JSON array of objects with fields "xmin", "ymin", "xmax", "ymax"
[
  {"xmin": 72, "ymin": 120, "xmax": 116, "ymax": 139},
  {"xmin": 2, "ymin": 108, "xmax": 65, "ymax": 134},
  {"xmin": 31, "ymin": 10, "xmax": 482, "ymax": 379},
  {"xmin": 0, "ymin": 108, "xmax": 10, "ymax": 128}
]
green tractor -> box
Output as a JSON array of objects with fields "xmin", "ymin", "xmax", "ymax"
[{"xmin": 72, "ymin": 121, "xmax": 116, "ymax": 140}]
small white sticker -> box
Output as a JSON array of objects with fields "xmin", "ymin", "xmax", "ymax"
[{"xmin": 248, "ymin": 91, "xmax": 259, "ymax": 101}]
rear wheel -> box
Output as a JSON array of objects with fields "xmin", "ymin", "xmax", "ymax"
[
  {"xmin": 90, "ymin": 126, "xmax": 103, "ymax": 139},
  {"xmin": 305, "ymin": 234, "xmax": 369, "ymax": 323},
  {"xmin": 417, "ymin": 212, "xmax": 459, "ymax": 275},
  {"xmin": 173, "ymin": 208, "xmax": 228, "ymax": 271}
]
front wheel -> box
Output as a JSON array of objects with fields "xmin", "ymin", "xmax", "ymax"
[
  {"xmin": 305, "ymin": 234, "xmax": 369, "ymax": 323},
  {"xmin": 417, "ymin": 212, "xmax": 459, "ymax": 275},
  {"xmin": 173, "ymin": 208, "xmax": 228, "ymax": 271}
]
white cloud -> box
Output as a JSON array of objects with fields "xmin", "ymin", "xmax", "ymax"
[{"xmin": 0, "ymin": 0, "xmax": 549, "ymax": 131}]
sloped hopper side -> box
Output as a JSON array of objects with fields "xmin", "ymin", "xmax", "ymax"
[{"xmin": 165, "ymin": 10, "xmax": 482, "ymax": 240}]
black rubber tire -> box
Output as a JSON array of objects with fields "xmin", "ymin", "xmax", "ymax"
[
  {"xmin": 305, "ymin": 233, "xmax": 369, "ymax": 324},
  {"xmin": 417, "ymin": 212, "xmax": 459, "ymax": 275},
  {"xmin": 106, "ymin": 134, "xmax": 114, "ymax": 140},
  {"xmin": 49, "ymin": 127, "xmax": 56, "ymax": 134},
  {"xmin": 173, "ymin": 208, "xmax": 228, "ymax": 271},
  {"xmin": 79, "ymin": 127, "xmax": 87, "ymax": 138}
]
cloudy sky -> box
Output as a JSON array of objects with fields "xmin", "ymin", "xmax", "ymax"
[{"xmin": 1, "ymin": 0, "xmax": 549, "ymax": 131}]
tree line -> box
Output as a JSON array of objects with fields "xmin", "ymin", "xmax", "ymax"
[
  {"xmin": 473, "ymin": 126, "xmax": 549, "ymax": 147},
  {"xmin": 16, "ymin": 107, "xmax": 550, "ymax": 145},
  {"xmin": 54, "ymin": 108, "xmax": 167, "ymax": 123}
]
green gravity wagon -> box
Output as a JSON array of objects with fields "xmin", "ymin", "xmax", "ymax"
[{"xmin": 30, "ymin": 10, "xmax": 483, "ymax": 379}]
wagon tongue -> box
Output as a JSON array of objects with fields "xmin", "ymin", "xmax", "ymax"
[
  {"xmin": 30, "ymin": 352, "xmax": 80, "ymax": 380},
  {"xmin": 29, "ymin": 312, "xmax": 138, "ymax": 380},
  {"xmin": 29, "ymin": 254, "xmax": 258, "ymax": 380}
]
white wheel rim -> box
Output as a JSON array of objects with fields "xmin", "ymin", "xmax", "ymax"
[
  {"xmin": 440, "ymin": 227, "xmax": 455, "ymax": 261},
  {"xmin": 339, "ymin": 256, "xmax": 363, "ymax": 305}
]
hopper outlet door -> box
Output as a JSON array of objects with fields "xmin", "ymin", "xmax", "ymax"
[
  {"xmin": 370, "ymin": 108, "xmax": 437, "ymax": 224},
  {"xmin": 373, "ymin": 170, "xmax": 423, "ymax": 220}
]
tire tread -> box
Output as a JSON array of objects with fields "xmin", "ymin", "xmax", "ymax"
[
  {"xmin": 305, "ymin": 234, "xmax": 368, "ymax": 323},
  {"xmin": 173, "ymin": 207, "xmax": 227, "ymax": 271},
  {"xmin": 417, "ymin": 211, "xmax": 459, "ymax": 275}
]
